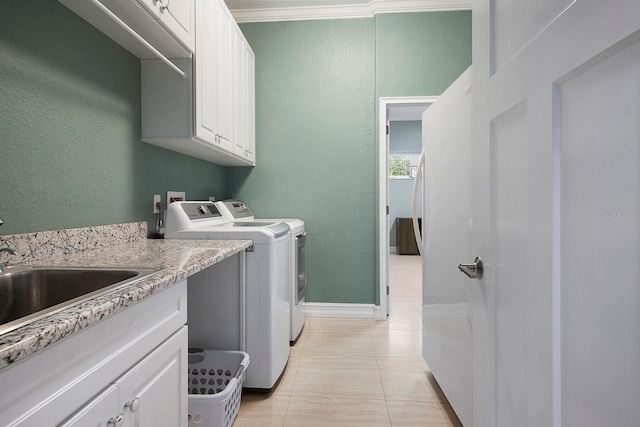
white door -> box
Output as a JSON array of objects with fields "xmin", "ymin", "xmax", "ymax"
[
  {"xmin": 472, "ymin": 1, "xmax": 640, "ymax": 426},
  {"xmin": 421, "ymin": 67, "xmax": 473, "ymax": 426},
  {"xmin": 378, "ymin": 97, "xmax": 437, "ymax": 321},
  {"xmin": 385, "ymin": 113, "xmax": 391, "ymax": 317}
]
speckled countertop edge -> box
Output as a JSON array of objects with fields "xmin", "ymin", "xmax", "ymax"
[{"xmin": 0, "ymin": 238, "xmax": 251, "ymax": 371}]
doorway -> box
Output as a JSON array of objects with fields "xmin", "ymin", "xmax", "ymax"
[{"xmin": 377, "ymin": 97, "xmax": 437, "ymax": 320}]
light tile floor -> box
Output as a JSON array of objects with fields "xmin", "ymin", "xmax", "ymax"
[{"xmin": 234, "ymin": 254, "xmax": 463, "ymax": 426}]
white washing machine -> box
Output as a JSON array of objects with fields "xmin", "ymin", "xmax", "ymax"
[
  {"xmin": 164, "ymin": 201, "xmax": 290, "ymax": 391},
  {"xmin": 215, "ymin": 199, "xmax": 306, "ymax": 345}
]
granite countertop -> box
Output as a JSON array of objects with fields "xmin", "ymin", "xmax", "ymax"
[{"xmin": 0, "ymin": 234, "xmax": 251, "ymax": 371}]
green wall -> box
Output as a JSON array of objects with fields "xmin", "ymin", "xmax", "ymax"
[
  {"xmin": 226, "ymin": 19, "xmax": 377, "ymax": 304},
  {"xmin": 375, "ymin": 12, "xmax": 473, "ymax": 97},
  {"xmin": 228, "ymin": 11, "xmax": 471, "ymax": 304},
  {"xmin": 0, "ymin": 0, "xmax": 225, "ymax": 235},
  {"xmin": 0, "ymin": 1, "xmax": 471, "ymax": 305}
]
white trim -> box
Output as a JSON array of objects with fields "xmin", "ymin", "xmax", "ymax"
[
  {"xmin": 231, "ymin": 0, "xmax": 471, "ymax": 23},
  {"xmin": 232, "ymin": 4, "xmax": 371, "ymax": 23},
  {"xmin": 369, "ymin": 0, "xmax": 471, "ymax": 14},
  {"xmin": 378, "ymin": 96, "xmax": 438, "ymax": 324},
  {"xmin": 304, "ymin": 302, "xmax": 378, "ymax": 319}
]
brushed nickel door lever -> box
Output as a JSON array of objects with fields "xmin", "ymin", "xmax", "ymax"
[{"xmin": 459, "ymin": 257, "xmax": 484, "ymax": 279}]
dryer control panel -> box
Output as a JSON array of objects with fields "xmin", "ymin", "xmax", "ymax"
[
  {"xmin": 221, "ymin": 200, "xmax": 254, "ymax": 220},
  {"xmin": 179, "ymin": 202, "xmax": 222, "ymax": 220}
]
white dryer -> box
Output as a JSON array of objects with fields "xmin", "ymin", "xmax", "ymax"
[
  {"xmin": 164, "ymin": 201, "xmax": 290, "ymax": 391},
  {"xmin": 215, "ymin": 199, "xmax": 306, "ymax": 345}
]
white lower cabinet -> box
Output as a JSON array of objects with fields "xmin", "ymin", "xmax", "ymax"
[
  {"xmin": 117, "ymin": 328, "xmax": 186, "ymax": 426},
  {"xmin": 61, "ymin": 385, "xmax": 119, "ymax": 427},
  {"xmin": 62, "ymin": 328, "xmax": 187, "ymax": 427},
  {"xmin": 0, "ymin": 281, "xmax": 188, "ymax": 427}
]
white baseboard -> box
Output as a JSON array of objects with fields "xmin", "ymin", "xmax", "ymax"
[
  {"xmin": 304, "ymin": 302, "xmax": 380, "ymax": 319},
  {"xmin": 390, "ymin": 246, "xmax": 398, "ymax": 254}
]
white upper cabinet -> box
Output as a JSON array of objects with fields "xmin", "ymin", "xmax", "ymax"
[
  {"xmin": 234, "ymin": 27, "xmax": 247, "ymax": 160},
  {"xmin": 140, "ymin": 0, "xmax": 195, "ymax": 52},
  {"xmin": 245, "ymin": 46, "xmax": 256, "ymax": 164},
  {"xmin": 141, "ymin": 0, "xmax": 256, "ymax": 166},
  {"xmin": 215, "ymin": 0, "xmax": 236, "ymax": 153},
  {"xmin": 234, "ymin": 26, "xmax": 256, "ymax": 165},
  {"xmin": 195, "ymin": 0, "xmax": 218, "ymax": 144},
  {"xmin": 58, "ymin": 0, "xmax": 195, "ymax": 59},
  {"xmin": 60, "ymin": 0, "xmax": 255, "ymax": 166}
]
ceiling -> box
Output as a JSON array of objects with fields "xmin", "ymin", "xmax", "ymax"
[{"xmin": 224, "ymin": 0, "xmax": 471, "ymax": 23}]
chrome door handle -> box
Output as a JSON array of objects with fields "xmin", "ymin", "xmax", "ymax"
[
  {"xmin": 107, "ymin": 414, "xmax": 124, "ymax": 427},
  {"xmin": 124, "ymin": 397, "xmax": 140, "ymax": 412},
  {"xmin": 459, "ymin": 257, "xmax": 483, "ymax": 279}
]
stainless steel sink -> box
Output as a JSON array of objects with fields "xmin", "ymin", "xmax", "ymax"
[{"xmin": 0, "ymin": 266, "xmax": 160, "ymax": 336}]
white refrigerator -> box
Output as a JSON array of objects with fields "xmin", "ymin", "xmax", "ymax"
[{"xmin": 412, "ymin": 66, "xmax": 473, "ymax": 426}]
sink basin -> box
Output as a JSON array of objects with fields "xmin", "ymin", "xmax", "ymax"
[{"xmin": 0, "ymin": 266, "xmax": 160, "ymax": 335}]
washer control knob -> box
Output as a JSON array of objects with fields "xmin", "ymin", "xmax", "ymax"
[{"xmin": 198, "ymin": 205, "xmax": 208, "ymax": 215}]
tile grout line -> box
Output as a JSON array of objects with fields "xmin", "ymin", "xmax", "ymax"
[{"xmin": 370, "ymin": 319, "xmax": 395, "ymax": 427}]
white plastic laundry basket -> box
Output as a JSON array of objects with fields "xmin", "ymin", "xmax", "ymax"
[{"xmin": 187, "ymin": 349, "xmax": 250, "ymax": 427}]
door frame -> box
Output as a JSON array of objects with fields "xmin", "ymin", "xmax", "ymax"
[{"xmin": 377, "ymin": 96, "xmax": 438, "ymax": 320}]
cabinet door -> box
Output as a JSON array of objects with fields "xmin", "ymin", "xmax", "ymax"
[
  {"xmin": 194, "ymin": 0, "xmax": 217, "ymax": 144},
  {"xmin": 157, "ymin": 0, "xmax": 195, "ymax": 52},
  {"xmin": 245, "ymin": 45, "xmax": 256, "ymax": 164},
  {"xmin": 232, "ymin": 26, "xmax": 256, "ymax": 165},
  {"xmin": 233, "ymin": 26, "xmax": 247, "ymax": 159},
  {"xmin": 139, "ymin": 0, "xmax": 195, "ymax": 52},
  {"xmin": 214, "ymin": 0, "xmax": 235, "ymax": 152},
  {"xmin": 118, "ymin": 327, "xmax": 188, "ymax": 427},
  {"xmin": 59, "ymin": 385, "xmax": 119, "ymax": 427}
]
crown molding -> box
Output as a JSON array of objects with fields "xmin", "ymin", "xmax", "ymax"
[{"xmin": 230, "ymin": 0, "xmax": 472, "ymax": 23}]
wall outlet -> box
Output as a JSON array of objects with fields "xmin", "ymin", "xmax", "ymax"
[
  {"xmin": 153, "ymin": 195, "xmax": 161, "ymax": 214},
  {"xmin": 209, "ymin": 196, "xmax": 216, "ymax": 202},
  {"xmin": 167, "ymin": 191, "xmax": 185, "ymax": 209}
]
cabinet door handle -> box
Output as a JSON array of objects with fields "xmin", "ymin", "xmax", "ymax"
[
  {"xmin": 159, "ymin": 0, "xmax": 169, "ymax": 11},
  {"xmin": 107, "ymin": 413, "xmax": 124, "ymax": 427},
  {"xmin": 124, "ymin": 397, "xmax": 140, "ymax": 413}
]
